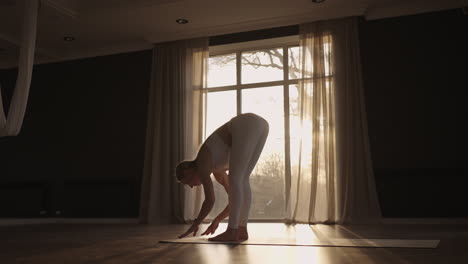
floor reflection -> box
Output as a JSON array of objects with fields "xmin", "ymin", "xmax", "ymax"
[
  {"xmin": 5, "ymin": 222, "xmax": 462, "ymax": 264},
  {"xmin": 193, "ymin": 223, "xmax": 417, "ymax": 264},
  {"xmin": 194, "ymin": 223, "xmax": 336, "ymax": 264}
]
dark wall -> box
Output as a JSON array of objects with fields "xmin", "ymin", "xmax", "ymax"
[
  {"xmin": 1, "ymin": 9, "xmax": 467, "ymax": 219},
  {"xmin": 359, "ymin": 9, "xmax": 468, "ymax": 217},
  {"xmin": 0, "ymin": 50, "xmax": 152, "ymax": 217}
]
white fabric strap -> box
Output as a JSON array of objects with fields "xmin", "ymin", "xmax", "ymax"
[{"xmin": 0, "ymin": 0, "xmax": 39, "ymax": 137}]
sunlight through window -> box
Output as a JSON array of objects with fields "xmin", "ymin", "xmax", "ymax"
[{"xmin": 203, "ymin": 37, "xmax": 332, "ymax": 220}]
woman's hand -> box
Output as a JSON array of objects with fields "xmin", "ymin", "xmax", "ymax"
[
  {"xmin": 201, "ymin": 219, "xmax": 220, "ymax": 236},
  {"xmin": 178, "ymin": 223, "xmax": 199, "ymax": 238}
]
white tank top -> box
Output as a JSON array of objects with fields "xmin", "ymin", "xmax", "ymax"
[{"xmin": 204, "ymin": 132, "xmax": 230, "ymax": 171}]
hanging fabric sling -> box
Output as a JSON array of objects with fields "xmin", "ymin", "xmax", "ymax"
[{"xmin": 0, "ymin": 0, "xmax": 39, "ymax": 137}]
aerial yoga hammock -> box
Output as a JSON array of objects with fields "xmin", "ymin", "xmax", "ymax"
[{"xmin": 0, "ymin": 0, "xmax": 39, "ymax": 137}]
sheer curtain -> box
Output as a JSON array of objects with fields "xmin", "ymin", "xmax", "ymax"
[
  {"xmin": 286, "ymin": 17, "xmax": 381, "ymax": 224},
  {"xmin": 139, "ymin": 38, "xmax": 208, "ymax": 224},
  {"xmin": 182, "ymin": 39, "xmax": 208, "ymax": 222},
  {"xmin": 0, "ymin": 0, "xmax": 38, "ymax": 137}
]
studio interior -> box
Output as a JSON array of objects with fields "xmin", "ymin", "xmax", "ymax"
[{"xmin": 1, "ymin": 0, "xmax": 467, "ymax": 263}]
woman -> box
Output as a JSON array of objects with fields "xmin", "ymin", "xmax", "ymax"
[{"xmin": 176, "ymin": 113, "xmax": 269, "ymax": 241}]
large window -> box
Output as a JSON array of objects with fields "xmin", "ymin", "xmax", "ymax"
[{"xmin": 203, "ymin": 36, "xmax": 331, "ymax": 220}]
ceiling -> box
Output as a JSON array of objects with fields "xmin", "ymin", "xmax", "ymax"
[{"xmin": 0, "ymin": 0, "xmax": 466, "ymax": 69}]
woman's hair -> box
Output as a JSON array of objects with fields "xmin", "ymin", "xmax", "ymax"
[{"xmin": 175, "ymin": 160, "xmax": 196, "ymax": 182}]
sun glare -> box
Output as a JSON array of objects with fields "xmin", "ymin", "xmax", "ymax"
[{"xmin": 204, "ymin": 42, "xmax": 331, "ymax": 220}]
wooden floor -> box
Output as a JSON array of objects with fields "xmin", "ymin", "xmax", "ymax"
[{"xmin": 2, "ymin": 223, "xmax": 468, "ymax": 263}]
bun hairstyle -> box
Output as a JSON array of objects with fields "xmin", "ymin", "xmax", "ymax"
[{"xmin": 175, "ymin": 160, "xmax": 196, "ymax": 182}]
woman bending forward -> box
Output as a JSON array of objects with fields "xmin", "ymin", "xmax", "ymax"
[{"xmin": 176, "ymin": 113, "xmax": 269, "ymax": 242}]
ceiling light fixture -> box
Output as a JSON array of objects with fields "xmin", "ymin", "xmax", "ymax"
[
  {"xmin": 176, "ymin": 18, "xmax": 189, "ymax": 24},
  {"xmin": 64, "ymin": 36, "xmax": 75, "ymax": 41},
  {"xmin": 312, "ymin": 0, "xmax": 326, "ymax": 3}
]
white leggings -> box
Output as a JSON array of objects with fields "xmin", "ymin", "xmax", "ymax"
[{"xmin": 228, "ymin": 113, "xmax": 269, "ymax": 228}]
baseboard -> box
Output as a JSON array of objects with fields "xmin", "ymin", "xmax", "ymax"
[
  {"xmin": 0, "ymin": 218, "xmax": 57, "ymax": 226},
  {"xmin": 58, "ymin": 218, "xmax": 139, "ymax": 224},
  {"xmin": 3, "ymin": 218, "xmax": 468, "ymax": 226},
  {"xmin": 0, "ymin": 218, "xmax": 139, "ymax": 226},
  {"xmin": 382, "ymin": 218, "xmax": 468, "ymax": 225}
]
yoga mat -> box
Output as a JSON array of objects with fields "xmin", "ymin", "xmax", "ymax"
[{"xmin": 160, "ymin": 237, "xmax": 439, "ymax": 248}]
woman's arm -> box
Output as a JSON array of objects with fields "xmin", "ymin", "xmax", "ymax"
[
  {"xmin": 194, "ymin": 147, "xmax": 216, "ymax": 224},
  {"xmin": 213, "ymin": 171, "xmax": 230, "ymax": 221},
  {"xmin": 179, "ymin": 147, "xmax": 215, "ymax": 238},
  {"xmin": 200, "ymin": 171, "xmax": 229, "ymax": 236},
  {"xmin": 178, "ymin": 177, "xmax": 214, "ymax": 238}
]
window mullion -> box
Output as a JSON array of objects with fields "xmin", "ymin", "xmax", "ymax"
[
  {"xmin": 236, "ymin": 51, "xmax": 242, "ymax": 115},
  {"xmin": 283, "ymin": 46, "xmax": 292, "ymax": 211}
]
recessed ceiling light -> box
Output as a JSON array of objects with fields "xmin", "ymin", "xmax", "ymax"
[
  {"xmin": 176, "ymin": 18, "xmax": 189, "ymax": 24},
  {"xmin": 64, "ymin": 36, "xmax": 75, "ymax": 41},
  {"xmin": 312, "ymin": 0, "xmax": 326, "ymax": 3}
]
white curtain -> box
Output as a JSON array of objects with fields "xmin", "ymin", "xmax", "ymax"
[
  {"xmin": 287, "ymin": 17, "xmax": 381, "ymax": 224},
  {"xmin": 182, "ymin": 40, "xmax": 209, "ymax": 222},
  {"xmin": 0, "ymin": 0, "xmax": 39, "ymax": 137},
  {"xmin": 139, "ymin": 38, "xmax": 208, "ymax": 224}
]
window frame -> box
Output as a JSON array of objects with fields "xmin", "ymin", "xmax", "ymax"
[
  {"xmin": 203, "ymin": 35, "xmax": 333, "ymax": 221},
  {"xmin": 205, "ymin": 36, "xmax": 299, "ymax": 221}
]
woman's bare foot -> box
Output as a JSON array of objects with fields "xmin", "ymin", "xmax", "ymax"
[
  {"xmin": 208, "ymin": 227, "xmax": 239, "ymax": 242},
  {"xmin": 239, "ymin": 226, "xmax": 248, "ymax": 241}
]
